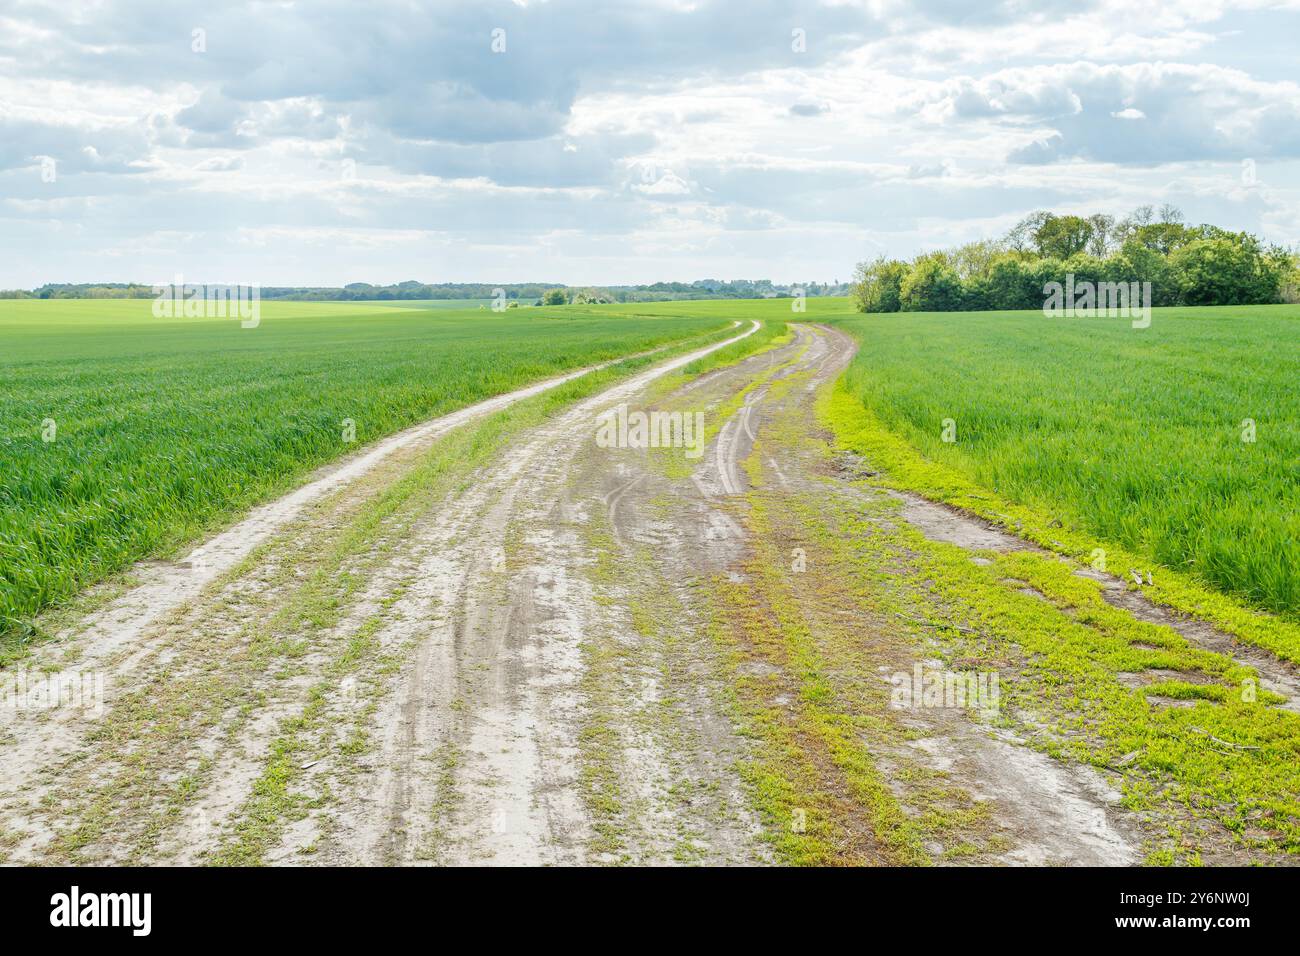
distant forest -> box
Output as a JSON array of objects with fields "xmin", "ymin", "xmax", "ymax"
[{"xmin": 1, "ymin": 278, "xmax": 849, "ymax": 303}]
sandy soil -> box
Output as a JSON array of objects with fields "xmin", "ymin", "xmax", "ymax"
[{"xmin": 2, "ymin": 320, "xmax": 1291, "ymax": 866}]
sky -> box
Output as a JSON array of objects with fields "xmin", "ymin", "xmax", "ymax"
[{"xmin": 2, "ymin": 0, "xmax": 1298, "ymax": 288}]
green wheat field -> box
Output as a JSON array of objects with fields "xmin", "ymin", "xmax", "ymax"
[
  {"xmin": 0, "ymin": 299, "xmax": 733, "ymax": 645},
  {"xmin": 829, "ymin": 303, "xmax": 1300, "ymax": 618},
  {"xmin": 3, "ymin": 296, "xmax": 1297, "ymax": 656}
]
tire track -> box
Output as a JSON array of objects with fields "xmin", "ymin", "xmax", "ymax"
[{"xmin": 0, "ymin": 324, "xmax": 751, "ymax": 864}]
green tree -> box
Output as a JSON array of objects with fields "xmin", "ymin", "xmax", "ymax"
[
  {"xmin": 1006, "ymin": 210, "xmax": 1051, "ymax": 252},
  {"xmin": 542, "ymin": 289, "xmax": 567, "ymax": 306},
  {"xmin": 899, "ymin": 252, "xmax": 964, "ymax": 312},
  {"xmin": 1112, "ymin": 241, "xmax": 1176, "ymax": 305},
  {"xmin": 986, "ymin": 256, "xmax": 1040, "ymax": 310},
  {"xmin": 1086, "ymin": 214, "xmax": 1116, "ymax": 257},
  {"xmin": 1171, "ymin": 235, "xmax": 1282, "ymax": 306},
  {"xmin": 949, "ymin": 240, "xmax": 1005, "ymax": 282},
  {"xmin": 1061, "ymin": 252, "xmax": 1106, "ymax": 288},
  {"xmin": 851, "ymin": 256, "xmax": 908, "ymax": 312},
  {"xmin": 1033, "ymin": 214, "xmax": 1094, "ymax": 260},
  {"xmin": 1275, "ymin": 249, "xmax": 1300, "ymax": 303},
  {"xmin": 1129, "ymin": 222, "xmax": 1192, "ymax": 255}
]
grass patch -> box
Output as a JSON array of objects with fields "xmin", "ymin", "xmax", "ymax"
[
  {"xmin": 821, "ymin": 383, "xmax": 1300, "ymax": 666},
  {"xmin": 0, "ymin": 298, "xmax": 735, "ymax": 646},
  {"xmin": 826, "ymin": 305, "xmax": 1300, "ymax": 617}
]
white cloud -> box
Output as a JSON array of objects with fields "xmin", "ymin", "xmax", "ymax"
[
  {"xmin": 1, "ymin": 0, "xmax": 1297, "ymax": 286},
  {"xmin": 634, "ymin": 170, "xmax": 693, "ymax": 196},
  {"xmin": 907, "ymin": 61, "xmax": 1300, "ymax": 164},
  {"xmin": 194, "ymin": 156, "xmax": 245, "ymax": 172}
]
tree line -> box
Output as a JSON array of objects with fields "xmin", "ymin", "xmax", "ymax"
[
  {"xmin": 3, "ymin": 278, "xmax": 850, "ymax": 303},
  {"xmin": 851, "ymin": 206, "xmax": 1300, "ymax": 313}
]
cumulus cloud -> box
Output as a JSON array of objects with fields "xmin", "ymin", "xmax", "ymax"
[
  {"xmin": 357, "ymin": 129, "xmax": 656, "ymax": 187},
  {"xmin": 0, "ymin": 0, "xmax": 1297, "ymax": 285},
  {"xmin": 910, "ymin": 62, "xmax": 1300, "ymax": 165},
  {"xmin": 194, "ymin": 156, "xmax": 245, "ymax": 172},
  {"xmin": 789, "ymin": 102, "xmax": 829, "ymax": 117},
  {"xmin": 0, "ymin": 114, "xmax": 154, "ymax": 174},
  {"xmin": 634, "ymin": 169, "xmax": 693, "ymax": 196}
]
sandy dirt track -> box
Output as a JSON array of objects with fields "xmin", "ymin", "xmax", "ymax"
[{"xmin": 2, "ymin": 320, "xmax": 1292, "ymax": 866}]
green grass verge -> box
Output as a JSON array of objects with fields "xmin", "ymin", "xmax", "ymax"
[
  {"xmin": 827, "ymin": 305, "xmax": 1300, "ymax": 617},
  {"xmin": 821, "ymin": 385, "xmax": 1300, "ymax": 667}
]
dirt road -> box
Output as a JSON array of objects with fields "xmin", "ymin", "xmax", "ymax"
[{"xmin": 2, "ymin": 321, "xmax": 1288, "ymax": 865}]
